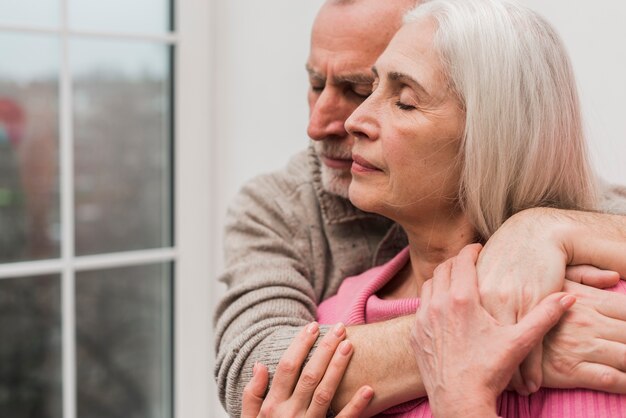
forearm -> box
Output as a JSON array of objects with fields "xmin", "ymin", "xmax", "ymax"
[
  {"xmin": 432, "ymin": 400, "xmax": 500, "ymax": 418},
  {"xmin": 215, "ymin": 171, "xmax": 325, "ymax": 414},
  {"xmin": 216, "ymin": 323, "xmax": 304, "ymax": 416},
  {"xmin": 598, "ymin": 181, "xmax": 626, "ymax": 216},
  {"xmin": 215, "ymin": 252, "xmax": 318, "ymax": 415},
  {"xmin": 214, "ymin": 274, "xmax": 319, "ymax": 414},
  {"xmin": 331, "ymin": 315, "xmax": 426, "ymax": 415}
]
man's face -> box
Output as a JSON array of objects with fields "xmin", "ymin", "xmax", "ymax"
[{"xmin": 306, "ymin": 0, "xmax": 409, "ymax": 198}]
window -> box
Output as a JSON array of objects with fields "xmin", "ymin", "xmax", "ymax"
[{"xmin": 0, "ymin": 0, "xmax": 214, "ymax": 416}]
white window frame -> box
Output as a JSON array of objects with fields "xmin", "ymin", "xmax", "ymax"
[
  {"xmin": 175, "ymin": 0, "xmax": 216, "ymax": 416},
  {"xmin": 0, "ymin": 0, "xmax": 216, "ymax": 416}
]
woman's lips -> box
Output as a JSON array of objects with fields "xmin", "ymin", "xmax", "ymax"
[{"xmin": 351, "ymin": 154, "xmax": 381, "ymax": 173}]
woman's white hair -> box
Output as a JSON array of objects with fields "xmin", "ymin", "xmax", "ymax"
[{"xmin": 405, "ymin": 0, "xmax": 598, "ymax": 239}]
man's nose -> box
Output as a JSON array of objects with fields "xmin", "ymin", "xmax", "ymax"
[{"xmin": 307, "ymin": 88, "xmax": 350, "ymax": 141}]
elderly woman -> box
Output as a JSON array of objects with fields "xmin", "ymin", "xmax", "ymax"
[{"xmin": 242, "ymin": 0, "xmax": 626, "ymax": 416}]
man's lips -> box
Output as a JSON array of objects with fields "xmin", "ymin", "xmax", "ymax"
[
  {"xmin": 351, "ymin": 154, "xmax": 381, "ymax": 173},
  {"xmin": 321, "ymin": 155, "xmax": 353, "ymax": 169}
]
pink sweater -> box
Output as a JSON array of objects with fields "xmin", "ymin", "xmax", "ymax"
[{"xmin": 317, "ymin": 247, "xmax": 626, "ymax": 417}]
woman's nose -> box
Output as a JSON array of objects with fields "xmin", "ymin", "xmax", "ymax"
[{"xmin": 345, "ymin": 99, "xmax": 378, "ymax": 142}]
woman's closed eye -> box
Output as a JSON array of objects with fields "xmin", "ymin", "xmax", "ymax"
[
  {"xmin": 395, "ymin": 100, "xmax": 416, "ymax": 111},
  {"xmin": 395, "ymin": 88, "xmax": 419, "ymax": 111}
]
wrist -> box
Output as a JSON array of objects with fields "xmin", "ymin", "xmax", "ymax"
[
  {"xmin": 508, "ymin": 207, "xmax": 571, "ymax": 260},
  {"xmin": 432, "ymin": 398, "xmax": 498, "ymax": 418},
  {"xmin": 429, "ymin": 387, "xmax": 499, "ymax": 417}
]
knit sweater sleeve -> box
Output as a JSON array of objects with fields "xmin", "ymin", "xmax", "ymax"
[
  {"xmin": 598, "ymin": 181, "xmax": 626, "ymax": 215},
  {"xmin": 213, "ymin": 164, "xmax": 329, "ymax": 416}
]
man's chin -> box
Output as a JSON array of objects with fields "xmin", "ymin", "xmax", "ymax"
[{"xmin": 320, "ymin": 167, "xmax": 351, "ymax": 199}]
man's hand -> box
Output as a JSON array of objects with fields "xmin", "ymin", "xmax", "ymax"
[
  {"xmin": 477, "ymin": 208, "xmax": 626, "ymax": 393},
  {"xmin": 542, "ymin": 280, "xmax": 626, "ymax": 392}
]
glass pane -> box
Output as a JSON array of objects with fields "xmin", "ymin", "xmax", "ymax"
[
  {"xmin": 76, "ymin": 263, "xmax": 172, "ymax": 418},
  {"xmin": 72, "ymin": 39, "xmax": 173, "ymax": 255},
  {"xmin": 69, "ymin": 0, "xmax": 172, "ymax": 33},
  {"xmin": 0, "ymin": 274, "xmax": 62, "ymax": 418},
  {"xmin": 0, "ymin": 33, "xmax": 60, "ymax": 263},
  {"xmin": 0, "ymin": 0, "xmax": 59, "ymax": 28}
]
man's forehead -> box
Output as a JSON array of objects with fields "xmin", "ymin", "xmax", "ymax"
[{"xmin": 307, "ymin": 1, "xmax": 411, "ymax": 84}]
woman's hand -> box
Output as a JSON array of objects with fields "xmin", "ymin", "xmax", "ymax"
[
  {"xmin": 411, "ymin": 244, "xmax": 575, "ymax": 418},
  {"xmin": 241, "ymin": 322, "xmax": 374, "ymax": 418},
  {"xmin": 541, "ymin": 280, "xmax": 626, "ymax": 392},
  {"xmin": 512, "ymin": 266, "xmax": 620, "ymax": 393}
]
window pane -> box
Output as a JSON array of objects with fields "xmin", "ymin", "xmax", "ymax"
[
  {"xmin": 69, "ymin": 0, "xmax": 172, "ymax": 33},
  {"xmin": 72, "ymin": 39, "xmax": 173, "ymax": 256},
  {"xmin": 0, "ymin": 275, "xmax": 62, "ymax": 418},
  {"xmin": 76, "ymin": 264, "xmax": 172, "ymax": 418},
  {"xmin": 0, "ymin": 33, "xmax": 60, "ymax": 263},
  {"xmin": 0, "ymin": 0, "xmax": 59, "ymax": 28}
]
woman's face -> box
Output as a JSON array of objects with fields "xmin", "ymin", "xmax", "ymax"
[{"xmin": 345, "ymin": 19, "xmax": 466, "ymax": 225}]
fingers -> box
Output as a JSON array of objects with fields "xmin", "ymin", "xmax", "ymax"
[
  {"xmin": 334, "ymin": 386, "xmax": 374, "ymax": 418},
  {"xmin": 306, "ymin": 339, "xmax": 354, "ymax": 416},
  {"xmin": 507, "ymin": 293, "xmax": 574, "ymax": 395},
  {"xmin": 432, "ymin": 259, "xmax": 453, "ymax": 296},
  {"xmin": 570, "ymin": 362, "xmax": 626, "ymax": 394},
  {"xmin": 582, "ymin": 338, "xmax": 626, "ymax": 372},
  {"xmin": 519, "ymin": 345, "xmax": 543, "ymax": 394},
  {"xmin": 450, "ymin": 243, "xmax": 482, "ymax": 299},
  {"xmin": 242, "ymin": 363, "xmax": 269, "ymax": 418},
  {"xmin": 269, "ymin": 322, "xmax": 321, "ymax": 400},
  {"xmin": 566, "ymin": 231, "xmax": 626, "ymax": 279},
  {"xmin": 565, "ymin": 265, "xmax": 620, "ymax": 289},
  {"xmin": 291, "ymin": 323, "xmax": 347, "ymax": 406},
  {"xmin": 513, "ymin": 293, "xmax": 575, "ymax": 359},
  {"xmin": 563, "ymin": 281, "xmax": 626, "ymax": 321},
  {"xmin": 593, "ymin": 290, "xmax": 626, "ymax": 322},
  {"xmin": 596, "ymin": 315, "xmax": 626, "ymax": 345},
  {"xmin": 419, "ymin": 279, "xmax": 433, "ymax": 310},
  {"xmin": 509, "ymin": 370, "xmax": 530, "ymax": 396}
]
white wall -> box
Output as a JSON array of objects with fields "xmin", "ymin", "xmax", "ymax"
[
  {"xmin": 213, "ymin": 0, "xmax": 324, "ymax": 252},
  {"xmin": 212, "ymin": 0, "xmax": 324, "ymax": 276},
  {"xmin": 210, "ymin": 1, "xmax": 626, "ymax": 415},
  {"xmin": 522, "ymin": 0, "xmax": 626, "ymax": 185}
]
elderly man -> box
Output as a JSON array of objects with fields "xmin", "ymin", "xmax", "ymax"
[{"xmin": 215, "ymin": 0, "xmax": 626, "ymax": 416}]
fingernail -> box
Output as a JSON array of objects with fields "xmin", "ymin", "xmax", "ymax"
[
  {"xmin": 560, "ymin": 295, "xmax": 576, "ymax": 308},
  {"xmin": 361, "ymin": 386, "xmax": 374, "ymax": 400},
  {"xmin": 307, "ymin": 322, "xmax": 320, "ymax": 334},
  {"xmin": 526, "ymin": 380, "xmax": 538, "ymax": 394},
  {"xmin": 339, "ymin": 340, "xmax": 352, "ymax": 355},
  {"xmin": 333, "ymin": 322, "xmax": 346, "ymax": 337},
  {"xmin": 252, "ymin": 362, "xmax": 258, "ymax": 377}
]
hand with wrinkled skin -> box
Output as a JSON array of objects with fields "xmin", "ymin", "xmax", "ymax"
[
  {"xmin": 412, "ymin": 244, "xmax": 575, "ymax": 418},
  {"xmin": 542, "ymin": 280, "xmax": 626, "ymax": 392},
  {"xmin": 476, "ymin": 208, "xmax": 626, "ymax": 394},
  {"xmin": 241, "ymin": 322, "xmax": 374, "ymax": 418}
]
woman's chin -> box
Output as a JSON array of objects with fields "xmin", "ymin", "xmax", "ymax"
[{"xmin": 348, "ymin": 185, "xmax": 381, "ymax": 215}]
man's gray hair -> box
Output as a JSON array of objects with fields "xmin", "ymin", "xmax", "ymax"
[{"xmin": 405, "ymin": 0, "xmax": 597, "ymax": 239}]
